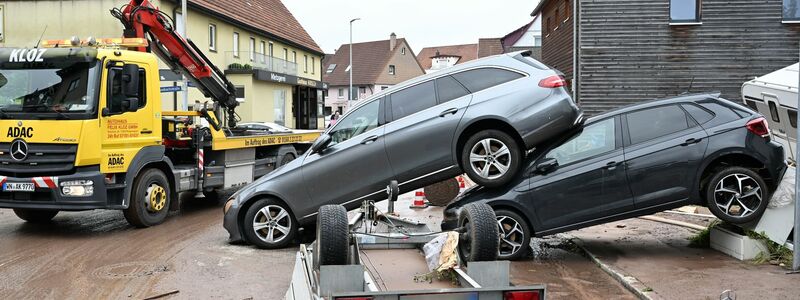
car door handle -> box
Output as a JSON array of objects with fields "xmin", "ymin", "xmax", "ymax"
[
  {"xmin": 439, "ymin": 108, "xmax": 458, "ymax": 117},
  {"xmin": 361, "ymin": 135, "xmax": 379, "ymax": 145},
  {"xmin": 680, "ymin": 138, "xmax": 702, "ymax": 146},
  {"xmin": 603, "ymin": 161, "xmax": 619, "ymax": 170}
]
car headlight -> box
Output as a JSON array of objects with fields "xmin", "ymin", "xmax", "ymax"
[
  {"xmin": 60, "ymin": 180, "xmax": 94, "ymax": 197},
  {"xmin": 224, "ymin": 198, "xmax": 235, "ymax": 214}
]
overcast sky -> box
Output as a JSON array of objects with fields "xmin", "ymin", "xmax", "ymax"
[{"xmin": 283, "ymin": 0, "xmax": 540, "ymax": 54}]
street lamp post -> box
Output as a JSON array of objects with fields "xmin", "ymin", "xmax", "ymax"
[{"xmin": 349, "ymin": 18, "xmax": 360, "ymax": 110}]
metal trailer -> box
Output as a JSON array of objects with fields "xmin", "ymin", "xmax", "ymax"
[{"xmin": 285, "ymin": 183, "xmax": 547, "ymax": 300}]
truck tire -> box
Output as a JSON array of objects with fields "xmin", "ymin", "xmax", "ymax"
[
  {"xmin": 123, "ymin": 168, "xmax": 171, "ymax": 228},
  {"xmin": 313, "ymin": 205, "xmax": 349, "ymax": 271},
  {"xmin": 457, "ymin": 203, "xmax": 499, "ymax": 262},
  {"xmin": 279, "ymin": 153, "xmax": 296, "ymax": 167},
  {"xmin": 13, "ymin": 209, "xmax": 58, "ymax": 223},
  {"xmin": 243, "ymin": 198, "xmax": 297, "ymax": 249},
  {"xmin": 461, "ymin": 130, "xmax": 522, "ymax": 188}
]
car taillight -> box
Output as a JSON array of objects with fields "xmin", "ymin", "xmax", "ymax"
[
  {"xmin": 746, "ymin": 117, "xmax": 770, "ymax": 140},
  {"xmin": 504, "ymin": 290, "xmax": 541, "ymax": 300},
  {"xmin": 538, "ymin": 75, "xmax": 566, "ymax": 88}
]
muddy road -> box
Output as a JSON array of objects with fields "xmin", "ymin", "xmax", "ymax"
[
  {"xmin": 0, "ymin": 193, "xmax": 634, "ymax": 300},
  {"xmin": 0, "ymin": 195, "xmax": 296, "ymax": 300}
]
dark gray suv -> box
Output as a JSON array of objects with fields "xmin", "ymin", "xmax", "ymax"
[{"xmin": 223, "ymin": 51, "xmax": 583, "ymax": 248}]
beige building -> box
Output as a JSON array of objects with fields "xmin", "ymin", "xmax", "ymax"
[{"xmin": 0, "ymin": 0, "xmax": 326, "ymax": 129}]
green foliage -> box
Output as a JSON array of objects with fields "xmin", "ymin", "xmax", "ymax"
[
  {"xmin": 687, "ymin": 220, "xmax": 721, "ymax": 248},
  {"xmin": 413, "ymin": 268, "xmax": 459, "ymax": 285},
  {"xmin": 227, "ymin": 63, "xmax": 252, "ymax": 70},
  {"xmin": 746, "ymin": 231, "xmax": 793, "ymax": 268}
]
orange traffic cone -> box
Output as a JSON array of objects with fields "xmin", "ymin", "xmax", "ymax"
[{"xmin": 410, "ymin": 189, "xmax": 428, "ymax": 208}]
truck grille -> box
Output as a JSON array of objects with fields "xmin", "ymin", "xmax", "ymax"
[{"xmin": 0, "ymin": 143, "xmax": 77, "ymax": 176}]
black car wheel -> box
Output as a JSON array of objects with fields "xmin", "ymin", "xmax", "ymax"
[
  {"xmin": 457, "ymin": 203, "xmax": 500, "ymax": 263},
  {"xmin": 243, "ymin": 198, "xmax": 297, "ymax": 249},
  {"xmin": 13, "ymin": 209, "xmax": 58, "ymax": 223},
  {"xmin": 462, "ymin": 130, "xmax": 522, "ymax": 188},
  {"xmin": 495, "ymin": 209, "xmax": 531, "ymax": 260},
  {"xmin": 313, "ymin": 205, "xmax": 349, "ymax": 271},
  {"xmin": 705, "ymin": 167, "xmax": 769, "ymax": 224}
]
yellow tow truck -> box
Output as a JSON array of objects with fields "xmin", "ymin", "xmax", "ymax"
[{"xmin": 0, "ymin": 0, "xmax": 320, "ymax": 227}]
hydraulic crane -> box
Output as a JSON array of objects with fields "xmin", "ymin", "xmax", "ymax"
[{"xmin": 110, "ymin": 0, "xmax": 240, "ymax": 128}]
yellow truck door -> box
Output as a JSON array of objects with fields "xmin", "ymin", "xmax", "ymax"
[{"xmin": 99, "ymin": 60, "xmax": 161, "ymax": 173}]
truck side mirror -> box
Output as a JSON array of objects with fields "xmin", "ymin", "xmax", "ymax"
[
  {"xmin": 310, "ymin": 134, "xmax": 332, "ymax": 154},
  {"xmin": 122, "ymin": 64, "xmax": 140, "ymax": 98}
]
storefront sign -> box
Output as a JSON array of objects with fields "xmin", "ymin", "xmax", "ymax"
[{"xmin": 254, "ymin": 70, "xmax": 326, "ymax": 89}]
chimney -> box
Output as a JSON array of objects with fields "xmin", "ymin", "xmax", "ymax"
[{"xmin": 389, "ymin": 32, "xmax": 397, "ymax": 51}]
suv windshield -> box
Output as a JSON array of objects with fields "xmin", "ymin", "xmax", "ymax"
[{"xmin": 0, "ymin": 49, "xmax": 100, "ymax": 120}]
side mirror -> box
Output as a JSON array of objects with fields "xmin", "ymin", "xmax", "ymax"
[
  {"xmin": 535, "ymin": 157, "xmax": 559, "ymax": 174},
  {"xmin": 310, "ymin": 134, "xmax": 332, "ymax": 154},
  {"xmin": 122, "ymin": 64, "xmax": 140, "ymax": 98}
]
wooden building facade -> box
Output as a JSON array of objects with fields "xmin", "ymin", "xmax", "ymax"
[{"xmin": 533, "ymin": 0, "xmax": 800, "ymax": 115}]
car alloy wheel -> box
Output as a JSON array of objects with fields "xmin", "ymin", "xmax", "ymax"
[
  {"xmin": 469, "ymin": 138, "xmax": 512, "ymax": 180},
  {"xmin": 252, "ymin": 205, "xmax": 292, "ymax": 244},
  {"xmin": 713, "ymin": 173, "xmax": 763, "ymax": 219},
  {"xmin": 497, "ymin": 215, "xmax": 525, "ymax": 257}
]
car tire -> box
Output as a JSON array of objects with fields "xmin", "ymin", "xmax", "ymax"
[
  {"xmin": 314, "ymin": 205, "xmax": 349, "ymax": 271},
  {"xmin": 123, "ymin": 168, "xmax": 171, "ymax": 228},
  {"xmin": 457, "ymin": 203, "xmax": 499, "ymax": 262},
  {"xmin": 495, "ymin": 209, "xmax": 532, "ymax": 260},
  {"xmin": 13, "ymin": 209, "xmax": 58, "ymax": 223},
  {"xmin": 243, "ymin": 198, "xmax": 297, "ymax": 249},
  {"xmin": 462, "ymin": 130, "xmax": 522, "ymax": 188},
  {"xmin": 705, "ymin": 167, "xmax": 770, "ymax": 224}
]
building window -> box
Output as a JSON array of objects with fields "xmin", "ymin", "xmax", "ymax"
[
  {"xmin": 338, "ymin": 88, "xmax": 344, "ymax": 98},
  {"xmin": 389, "ymin": 65, "xmax": 396, "ymax": 75},
  {"xmin": 670, "ymin": 0, "xmax": 701, "ymax": 24},
  {"xmin": 232, "ymin": 32, "xmax": 239, "ymax": 57},
  {"xmin": 565, "ymin": 0, "xmax": 571, "ymax": 21},
  {"xmin": 326, "ymin": 64, "xmax": 337, "ymax": 73},
  {"xmin": 555, "ymin": 9, "xmax": 560, "ymax": 26},
  {"xmin": 249, "ymin": 37, "xmax": 255, "ymax": 61},
  {"xmin": 533, "ymin": 36, "xmax": 541, "ymax": 47},
  {"xmin": 304, "ymin": 55, "xmax": 308, "ymax": 73},
  {"xmin": 260, "ymin": 41, "xmax": 266, "ymax": 63},
  {"xmin": 401, "ymin": 47, "xmax": 406, "ymax": 55},
  {"xmin": 381, "ymin": 86, "xmax": 389, "ymax": 91},
  {"xmin": 359, "ymin": 87, "xmax": 366, "ymax": 97},
  {"xmin": 312, "ymin": 57, "xmax": 316, "ymax": 74},
  {"xmin": 208, "ymin": 24, "xmax": 217, "ymax": 51},
  {"xmin": 283, "ymin": 48, "xmax": 288, "ymax": 60},
  {"xmin": 293, "ymin": 51, "xmax": 297, "ymax": 62},
  {"xmin": 784, "ymin": 0, "xmax": 800, "ymax": 22},
  {"xmin": 274, "ymin": 89, "xmax": 286, "ymax": 126},
  {"xmin": 546, "ymin": 17, "xmax": 551, "ymax": 34},
  {"xmin": 269, "ymin": 42, "xmax": 274, "ymax": 58}
]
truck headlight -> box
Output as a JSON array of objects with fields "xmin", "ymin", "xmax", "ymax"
[{"xmin": 61, "ymin": 180, "xmax": 94, "ymax": 197}]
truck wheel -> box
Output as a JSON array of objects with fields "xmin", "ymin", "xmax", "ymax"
[
  {"xmin": 457, "ymin": 203, "xmax": 499, "ymax": 262},
  {"xmin": 279, "ymin": 153, "xmax": 296, "ymax": 167},
  {"xmin": 123, "ymin": 168, "xmax": 171, "ymax": 228},
  {"xmin": 495, "ymin": 209, "xmax": 532, "ymax": 260},
  {"xmin": 705, "ymin": 167, "xmax": 769, "ymax": 224},
  {"xmin": 243, "ymin": 198, "xmax": 297, "ymax": 249},
  {"xmin": 461, "ymin": 130, "xmax": 522, "ymax": 188},
  {"xmin": 13, "ymin": 209, "xmax": 58, "ymax": 223},
  {"xmin": 313, "ymin": 205, "xmax": 349, "ymax": 271}
]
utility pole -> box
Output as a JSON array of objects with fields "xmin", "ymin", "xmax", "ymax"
[
  {"xmin": 349, "ymin": 18, "xmax": 360, "ymax": 111},
  {"xmin": 180, "ymin": 0, "xmax": 189, "ymax": 111}
]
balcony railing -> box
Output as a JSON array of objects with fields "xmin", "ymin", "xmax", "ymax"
[{"xmin": 225, "ymin": 51, "xmax": 298, "ymax": 76}]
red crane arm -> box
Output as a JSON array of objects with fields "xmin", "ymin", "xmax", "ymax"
[{"xmin": 111, "ymin": 0, "xmax": 239, "ymax": 128}]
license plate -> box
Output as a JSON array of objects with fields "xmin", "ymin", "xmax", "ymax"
[{"xmin": 3, "ymin": 182, "xmax": 35, "ymax": 192}]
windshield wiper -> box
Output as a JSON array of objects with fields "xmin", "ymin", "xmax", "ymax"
[{"xmin": 22, "ymin": 104, "xmax": 71, "ymax": 120}]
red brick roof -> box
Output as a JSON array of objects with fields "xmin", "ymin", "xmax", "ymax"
[
  {"xmin": 477, "ymin": 38, "xmax": 504, "ymax": 58},
  {"xmin": 185, "ymin": 0, "xmax": 323, "ymax": 54},
  {"xmin": 416, "ymin": 44, "xmax": 479, "ymax": 70},
  {"xmin": 323, "ymin": 38, "xmax": 407, "ymax": 86}
]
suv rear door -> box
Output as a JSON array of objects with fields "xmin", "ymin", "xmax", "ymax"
[
  {"xmin": 623, "ymin": 104, "xmax": 709, "ymax": 208},
  {"xmin": 383, "ymin": 77, "xmax": 472, "ymax": 187}
]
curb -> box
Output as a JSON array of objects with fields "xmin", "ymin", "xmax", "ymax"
[{"xmin": 567, "ymin": 235, "xmax": 661, "ymax": 300}]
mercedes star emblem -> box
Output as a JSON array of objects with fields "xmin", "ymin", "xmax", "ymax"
[{"xmin": 10, "ymin": 139, "xmax": 28, "ymax": 161}]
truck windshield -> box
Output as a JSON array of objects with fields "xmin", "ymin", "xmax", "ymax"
[{"xmin": 0, "ymin": 61, "xmax": 100, "ymax": 119}]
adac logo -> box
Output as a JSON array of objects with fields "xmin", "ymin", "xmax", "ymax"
[
  {"xmin": 7, "ymin": 121, "xmax": 33, "ymax": 138},
  {"xmin": 9, "ymin": 139, "xmax": 28, "ymax": 161}
]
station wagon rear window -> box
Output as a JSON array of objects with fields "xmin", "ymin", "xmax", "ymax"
[{"xmin": 452, "ymin": 68, "xmax": 523, "ymax": 93}]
